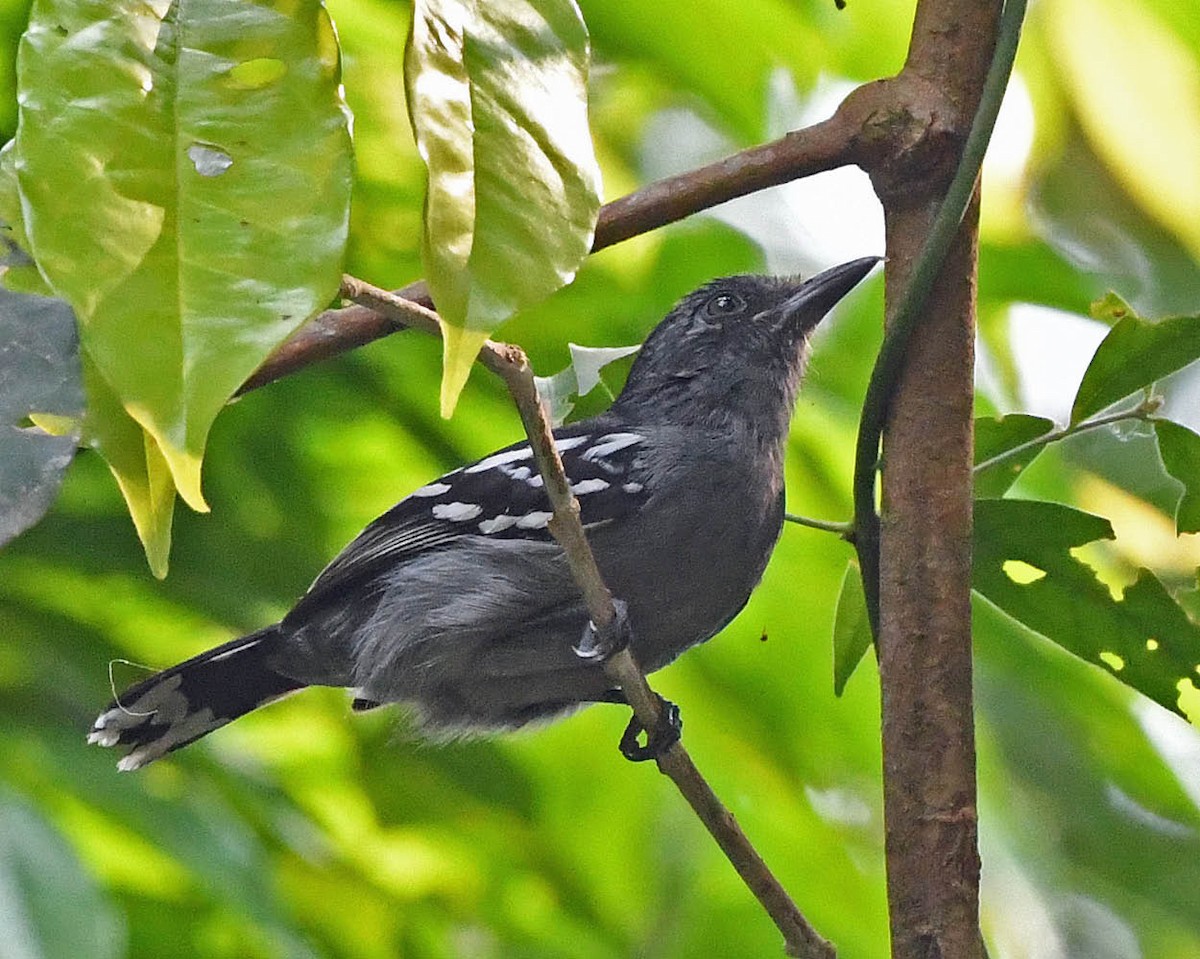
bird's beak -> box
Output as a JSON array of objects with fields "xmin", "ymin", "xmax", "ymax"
[{"xmin": 782, "ymin": 256, "xmax": 881, "ymax": 333}]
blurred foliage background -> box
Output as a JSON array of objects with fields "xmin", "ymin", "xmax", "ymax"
[{"xmin": 1, "ymin": 0, "xmax": 1199, "ymax": 956}]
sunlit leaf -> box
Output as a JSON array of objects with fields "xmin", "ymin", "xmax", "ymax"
[
  {"xmin": 0, "ymin": 288, "xmax": 82, "ymax": 547},
  {"xmin": 974, "ymin": 498, "xmax": 1200, "ymax": 718},
  {"xmin": 13, "ymin": 0, "xmax": 353, "ymax": 513},
  {"xmin": 1070, "ymin": 301, "xmax": 1200, "ymax": 425},
  {"xmin": 1154, "ymin": 419, "xmax": 1200, "ymax": 535},
  {"xmin": 406, "ymin": 0, "xmax": 602, "ymax": 415},
  {"xmin": 1045, "ymin": 0, "xmax": 1200, "ymax": 262},
  {"xmin": 832, "ymin": 560, "xmax": 872, "ymax": 696},
  {"xmin": 974, "ymin": 413, "xmax": 1056, "ymax": 498}
]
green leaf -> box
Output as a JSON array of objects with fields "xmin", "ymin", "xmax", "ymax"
[
  {"xmin": 0, "ymin": 288, "xmax": 83, "ymax": 547},
  {"xmin": 533, "ymin": 342, "xmax": 639, "ymax": 426},
  {"xmin": 0, "ymin": 789, "xmax": 124, "ymax": 959},
  {"xmin": 832, "ymin": 560, "xmax": 873, "ymax": 696},
  {"xmin": 1070, "ymin": 301, "xmax": 1200, "ymax": 424},
  {"xmin": 80, "ymin": 353, "xmax": 177, "ymax": 579},
  {"xmin": 13, "ymin": 0, "xmax": 353, "ymax": 512},
  {"xmin": 405, "ymin": 0, "xmax": 602, "ymax": 415},
  {"xmin": 1154, "ymin": 419, "xmax": 1200, "ymax": 534},
  {"xmin": 974, "ymin": 498, "xmax": 1200, "ymax": 718},
  {"xmin": 973, "ymin": 413, "xmax": 1056, "ymax": 497}
]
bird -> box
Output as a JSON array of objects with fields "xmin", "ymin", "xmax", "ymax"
[{"xmin": 90, "ymin": 257, "xmax": 879, "ymax": 770}]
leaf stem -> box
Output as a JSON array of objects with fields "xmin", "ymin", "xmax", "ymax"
[
  {"xmin": 973, "ymin": 403, "xmax": 1156, "ymax": 476},
  {"xmin": 783, "ymin": 513, "xmax": 856, "ymax": 540}
]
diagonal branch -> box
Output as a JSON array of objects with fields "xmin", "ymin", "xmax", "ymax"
[
  {"xmin": 341, "ymin": 275, "xmax": 835, "ymax": 959},
  {"xmin": 240, "ymin": 102, "xmax": 868, "ymax": 396}
]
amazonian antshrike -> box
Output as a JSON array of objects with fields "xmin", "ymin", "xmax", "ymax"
[{"xmin": 90, "ymin": 257, "xmax": 879, "ymax": 769}]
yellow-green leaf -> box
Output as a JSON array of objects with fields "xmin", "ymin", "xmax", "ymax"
[
  {"xmin": 406, "ymin": 0, "xmax": 602, "ymax": 415},
  {"xmin": 13, "ymin": 0, "xmax": 353, "ymax": 514}
]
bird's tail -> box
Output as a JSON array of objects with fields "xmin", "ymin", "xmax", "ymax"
[{"xmin": 89, "ymin": 626, "xmax": 304, "ymax": 771}]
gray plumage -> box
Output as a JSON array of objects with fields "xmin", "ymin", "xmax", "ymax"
[{"xmin": 90, "ymin": 257, "xmax": 879, "ymax": 769}]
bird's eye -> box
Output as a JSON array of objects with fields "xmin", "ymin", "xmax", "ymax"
[{"xmin": 705, "ymin": 292, "xmax": 746, "ymax": 317}]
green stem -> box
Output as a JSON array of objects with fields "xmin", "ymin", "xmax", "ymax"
[
  {"xmin": 783, "ymin": 513, "xmax": 856, "ymax": 539},
  {"xmin": 973, "ymin": 405, "xmax": 1156, "ymax": 475},
  {"xmin": 852, "ymin": 0, "xmax": 1028, "ymax": 638}
]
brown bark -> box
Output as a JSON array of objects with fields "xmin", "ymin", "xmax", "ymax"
[{"xmin": 864, "ymin": 0, "xmax": 1002, "ymax": 955}]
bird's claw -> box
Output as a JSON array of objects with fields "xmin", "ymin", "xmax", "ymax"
[
  {"xmin": 619, "ymin": 695, "xmax": 682, "ymax": 762},
  {"xmin": 574, "ymin": 598, "xmax": 632, "ymax": 663}
]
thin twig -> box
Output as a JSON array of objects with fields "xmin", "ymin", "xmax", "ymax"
[
  {"xmin": 972, "ymin": 403, "xmax": 1156, "ymax": 475},
  {"xmin": 341, "ymin": 275, "xmax": 835, "ymax": 959},
  {"xmin": 783, "ymin": 512, "xmax": 856, "ymax": 541}
]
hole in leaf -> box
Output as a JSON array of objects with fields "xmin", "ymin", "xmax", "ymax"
[
  {"xmin": 187, "ymin": 143, "xmax": 233, "ymax": 178},
  {"xmin": 1002, "ymin": 559, "xmax": 1046, "ymax": 584},
  {"xmin": 1145, "ymin": 638, "xmax": 1159, "ymax": 651},
  {"xmin": 1099, "ymin": 651, "xmax": 1125, "ymax": 672},
  {"xmin": 225, "ymin": 58, "xmax": 287, "ymax": 90}
]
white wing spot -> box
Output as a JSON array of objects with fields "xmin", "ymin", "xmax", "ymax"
[
  {"xmin": 622, "ymin": 482, "xmax": 644, "ymax": 493},
  {"xmin": 515, "ymin": 510, "xmax": 553, "ymax": 529},
  {"xmin": 467, "ymin": 447, "xmax": 533, "ymax": 474},
  {"xmin": 571, "ymin": 478, "xmax": 610, "ymax": 495},
  {"xmin": 432, "ymin": 502, "xmax": 483, "ymax": 522},
  {"xmin": 583, "ymin": 433, "xmax": 641, "ymax": 461},
  {"xmin": 554, "ymin": 435, "xmax": 591, "ymax": 452},
  {"xmin": 412, "ymin": 482, "xmax": 452, "ymax": 498},
  {"xmin": 478, "ymin": 514, "xmax": 519, "ymax": 535}
]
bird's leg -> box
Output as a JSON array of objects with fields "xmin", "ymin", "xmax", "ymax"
[
  {"xmin": 574, "ymin": 597, "xmax": 633, "ymax": 662},
  {"xmin": 598, "ymin": 688, "xmax": 684, "ymax": 762}
]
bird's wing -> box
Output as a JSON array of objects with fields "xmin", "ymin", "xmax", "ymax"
[{"xmin": 294, "ymin": 425, "xmax": 653, "ymax": 606}]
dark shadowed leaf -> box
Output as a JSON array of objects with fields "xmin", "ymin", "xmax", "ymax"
[
  {"xmin": 1154, "ymin": 419, "xmax": 1200, "ymax": 534},
  {"xmin": 406, "ymin": 0, "xmax": 601, "ymax": 414},
  {"xmin": 974, "ymin": 498, "xmax": 1200, "ymax": 718},
  {"xmin": 973, "ymin": 413, "xmax": 1056, "ymax": 498},
  {"xmin": 1071, "ymin": 298, "xmax": 1200, "ymax": 425},
  {"xmin": 0, "ymin": 288, "xmax": 82, "ymax": 547}
]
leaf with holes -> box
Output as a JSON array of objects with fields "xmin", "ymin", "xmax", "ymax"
[
  {"xmin": 974, "ymin": 498, "xmax": 1200, "ymax": 718},
  {"xmin": 1154, "ymin": 419, "xmax": 1200, "ymax": 535},
  {"xmin": 974, "ymin": 413, "xmax": 1056, "ymax": 497},
  {"xmin": 406, "ymin": 0, "xmax": 602, "ymax": 415},
  {"xmin": 1071, "ymin": 296, "xmax": 1200, "ymax": 425},
  {"xmin": 832, "ymin": 560, "xmax": 873, "ymax": 696},
  {"xmin": 13, "ymin": 0, "xmax": 353, "ymax": 518}
]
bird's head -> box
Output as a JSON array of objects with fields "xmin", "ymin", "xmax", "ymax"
[{"xmin": 611, "ymin": 257, "xmax": 880, "ymax": 434}]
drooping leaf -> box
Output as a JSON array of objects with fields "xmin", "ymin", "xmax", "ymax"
[
  {"xmin": 832, "ymin": 560, "xmax": 872, "ymax": 696},
  {"xmin": 1154, "ymin": 419, "xmax": 1200, "ymax": 534},
  {"xmin": 0, "ymin": 288, "xmax": 83, "ymax": 547},
  {"xmin": 1070, "ymin": 299, "xmax": 1200, "ymax": 424},
  {"xmin": 973, "ymin": 413, "xmax": 1056, "ymax": 498},
  {"xmin": 406, "ymin": 0, "xmax": 602, "ymax": 415},
  {"xmin": 973, "ymin": 498, "xmax": 1200, "ymax": 718},
  {"xmin": 13, "ymin": 0, "xmax": 353, "ymax": 514},
  {"xmin": 533, "ymin": 342, "xmax": 639, "ymax": 425},
  {"xmin": 80, "ymin": 352, "xmax": 177, "ymax": 579},
  {"xmin": 0, "ymin": 789, "xmax": 124, "ymax": 959}
]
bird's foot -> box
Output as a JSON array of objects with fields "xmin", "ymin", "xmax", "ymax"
[
  {"xmin": 574, "ymin": 598, "xmax": 632, "ymax": 663},
  {"xmin": 619, "ymin": 694, "xmax": 682, "ymax": 762}
]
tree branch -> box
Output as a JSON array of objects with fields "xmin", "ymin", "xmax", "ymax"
[
  {"xmin": 851, "ymin": 1, "xmax": 1027, "ymax": 957},
  {"xmin": 240, "ymin": 101, "xmax": 868, "ymax": 397},
  {"xmin": 340, "ymin": 276, "xmax": 835, "ymax": 959}
]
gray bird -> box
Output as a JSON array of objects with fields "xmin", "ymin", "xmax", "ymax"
[{"xmin": 90, "ymin": 257, "xmax": 879, "ymax": 770}]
